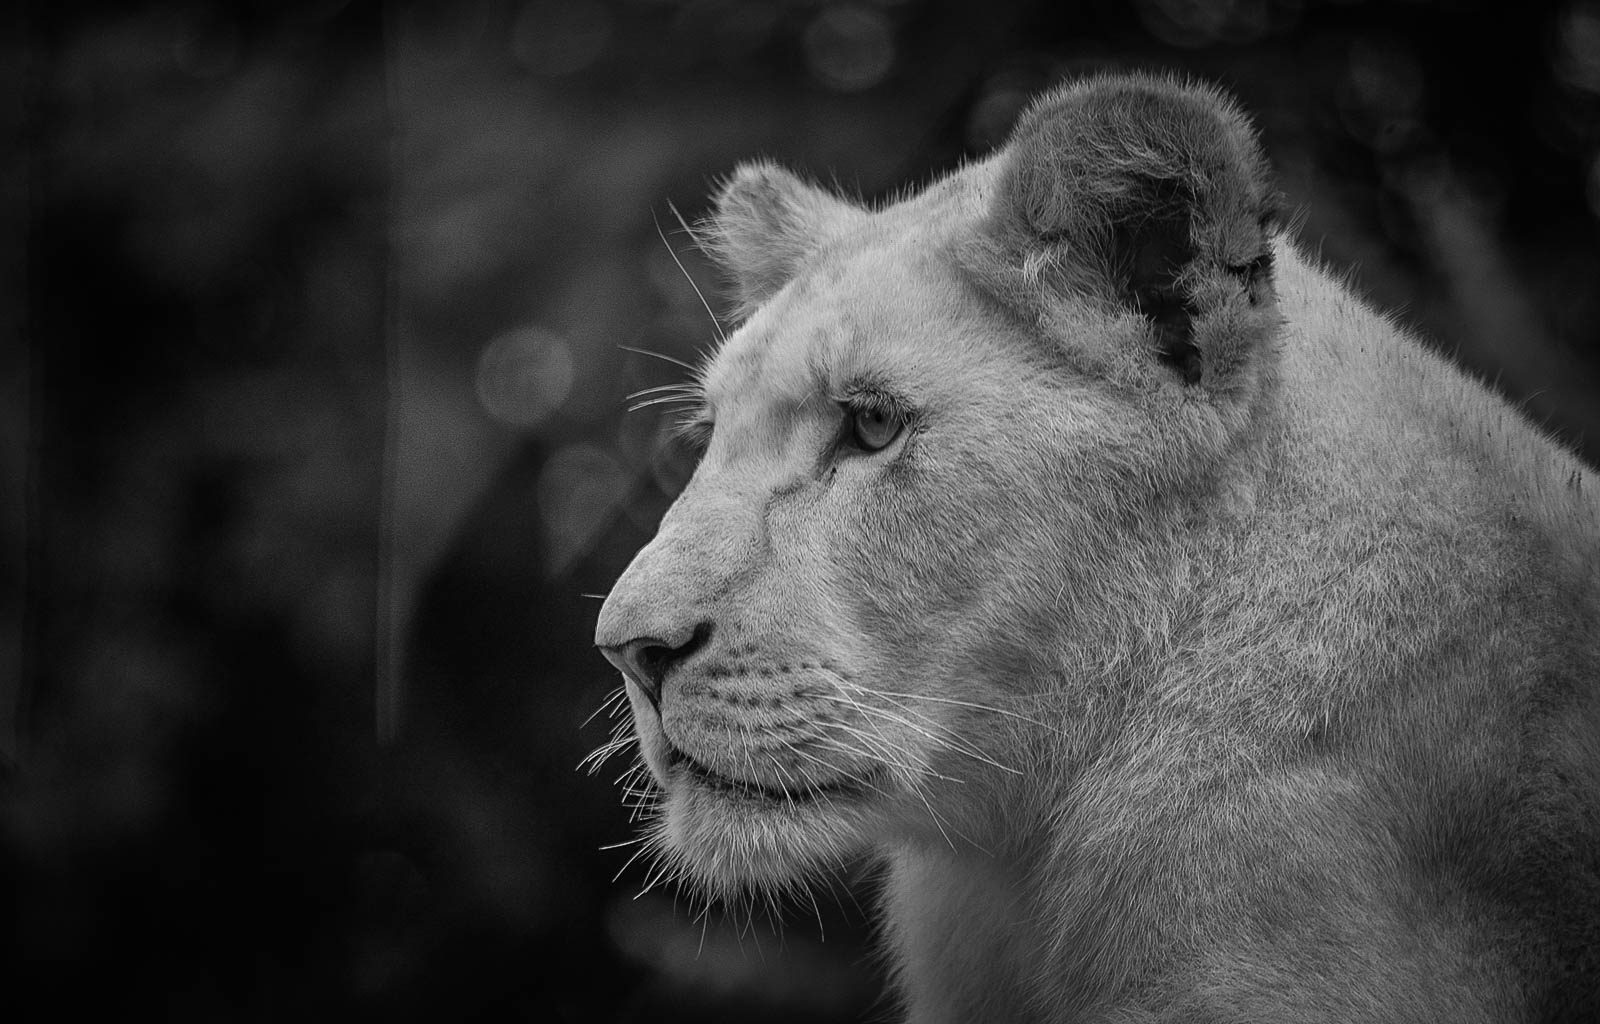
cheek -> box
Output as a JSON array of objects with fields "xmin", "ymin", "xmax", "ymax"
[
  {"xmin": 838, "ymin": 435, "xmax": 1095, "ymax": 619},
  {"xmin": 830, "ymin": 474, "xmax": 1010, "ymax": 636}
]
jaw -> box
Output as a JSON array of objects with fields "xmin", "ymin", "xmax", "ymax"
[
  {"xmin": 621, "ymin": 678, "xmax": 898, "ymax": 893},
  {"xmin": 655, "ymin": 762, "xmax": 887, "ymax": 896}
]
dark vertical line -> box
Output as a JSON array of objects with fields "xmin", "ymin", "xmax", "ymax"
[
  {"xmin": 375, "ymin": 0, "xmax": 403, "ymax": 746},
  {"xmin": 15, "ymin": 0, "xmax": 41, "ymax": 768}
]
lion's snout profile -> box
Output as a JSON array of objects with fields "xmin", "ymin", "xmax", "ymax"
[
  {"xmin": 594, "ymin": 564, "xmax": 715, "ymax": 743},
  {"xmin": 594, "ymin": 505, "xmax": 727, "ymax": 691},
  {"xmin": 591, "ymin": 71, "xmax": 1600, "ymax": 1024}
]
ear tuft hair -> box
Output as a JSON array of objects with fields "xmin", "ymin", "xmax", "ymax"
[
  {"xmin": 699, "ymin": 161, "xmax": 864, "ymax": 317},
  {"xmin": 978, "ymin": 73, "xmax": 1282, "ymax": 386}
]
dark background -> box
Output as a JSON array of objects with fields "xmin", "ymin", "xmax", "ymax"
[{"xmin": 3, "ymin": 0, "xmax": 1598, "ymax": 1020}]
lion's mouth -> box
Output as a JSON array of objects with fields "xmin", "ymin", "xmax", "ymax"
[{"xmin": 666, "ymin": 745, "xmax": 875, "ymax": 805}]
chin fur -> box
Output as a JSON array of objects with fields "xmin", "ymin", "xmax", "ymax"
[{"xmin": 653, "ymin": 767, "xmax": 878, "ymax": 900}]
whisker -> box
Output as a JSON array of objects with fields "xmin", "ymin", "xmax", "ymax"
[
  {"xmin": 791, "ymin": 742, "xmax": 900, "ymax": 799},
  {"xmin": 769, "ymin": 755, "xmax": 807, "ymax": 818},
  {"xmin": 635, "ymin": 854, "xmax": 676, "ymax": 898},
  {"xmin": 656, "ymin": 205, "xmax": 728, "ymax": 345},
  {"xmin": 820, "ymin": 675, "xmax": 1025, "ymax": 775},
  {"xmin": 581, "ymin": 686, "xmax": 630, "ymax": 729},
  {"xmin": 872, "ymin": 701, "xmax": 1024, "ymax": 777},
  {"xmin": 810, "ymin": 689, "xmax": 1020, "ymax": 776},
  {"xmin": 812, "ymin": 723, "xmax": 956, "ymax": 783},
  {"xmin": 611, "ymin": 829, "xmax": 659, "ymax": 884},
  {"xmin": 797, "ymin": 876, "xmax": 827, "ymax": 942},
  {"xmin": 830, "ymin": 863, "xmax": 872, "ymax": 921},
  {"xmin": 627, "ymin": 394, "xmax": 702, "ymax": 413},
  {"xmin": 625, "ymin": 382, "xmax": 704, "ymax": 402},
  {"xmin": 618, "ymin": 343, "xmax": 697, "ymax": 372},
  {"xmin": 810, "ymin": 686, "xmax": 977, "ymax": 764},
  {"xmin": 850, "ymin": 684, "xmax": 1065, "ymax": 734},
  {"xmin": 578, "ymin": 734, "xmax": 638, "ymax": 775}
]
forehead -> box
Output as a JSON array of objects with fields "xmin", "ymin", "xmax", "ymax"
[
  {"xmin": 698, "ymin": 161, "xmax": 1009, "ymax": 407},
  {"xmin": 701, "ymin": 239, "xmax": 979, "ymax": 406}
]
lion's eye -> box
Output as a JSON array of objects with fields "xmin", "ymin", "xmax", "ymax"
[{"xmin": 850, "ymin": 406, "xmax": 903, "ymax": 451}]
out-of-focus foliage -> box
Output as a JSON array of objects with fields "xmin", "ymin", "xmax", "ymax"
[{"xmin": 2, "ymin": 0, "xmax": 1597, "ymax": 1021}]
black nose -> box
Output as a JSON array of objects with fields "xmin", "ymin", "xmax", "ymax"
[{"xmin": 598, "ymin": 625, "xmax": 709, "ymax": 708}]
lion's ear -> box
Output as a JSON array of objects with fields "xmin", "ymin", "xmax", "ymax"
[
  {"xmin": 702, "ymin": 161, "xmax": 863, "ymax": 315},
  {"xmin": 980, "ymin": 75, "xmax": 1280, "ymax": 386}
]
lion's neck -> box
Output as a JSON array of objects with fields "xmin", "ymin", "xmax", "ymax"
[
  {"xmin": 881, "ymin": 845, "xmax": 1053, "ymax": 1024},
  {"xmin": 875, "ymin": 451, "xmax": 1294, "ymax": 1021}
]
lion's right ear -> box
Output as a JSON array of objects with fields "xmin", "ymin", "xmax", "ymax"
[{"xmin": 701, "ymin": 161, "xmax": 863, "ymax": 315}]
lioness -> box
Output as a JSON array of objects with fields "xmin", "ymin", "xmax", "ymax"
[{"xmin": 593, "ymin": 74, "xmax": 1600, "ymax": 1022}]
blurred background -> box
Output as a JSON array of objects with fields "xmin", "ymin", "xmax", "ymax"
[{"xmin": 3, "ymin": 0, "xmax": 1598, "ymax": 1020}]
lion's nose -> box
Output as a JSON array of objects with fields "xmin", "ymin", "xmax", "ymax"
[{"xmin": 598, "ymin": 625, "xmax": 710, "ymax": 709}]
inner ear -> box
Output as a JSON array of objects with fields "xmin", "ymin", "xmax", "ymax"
[{"xmin": 1115, "ymin": 201, "xmax": 1202, "ymax": 384}]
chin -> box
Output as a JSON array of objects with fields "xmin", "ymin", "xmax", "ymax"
[{"xmin": 656, "ymin": 756, "xmax": 883, "ymax": 896}]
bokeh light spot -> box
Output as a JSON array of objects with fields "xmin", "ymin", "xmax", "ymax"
[
  {"xmin": 511, "ymin": 0, "xmax": 613, "ymax": 77},
  {"xmin": 475, "ymin": 326, "xmax": 576, "ymax": 430},
  {"xmin": 966, "ymin": 81, "xmax": 1030, "ymax": 151},
  {"xmin": 803, "ymin": 5, "xmax": 894, "ymax": 93}
]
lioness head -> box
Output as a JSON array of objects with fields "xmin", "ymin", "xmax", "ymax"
[{"xmin": 594, "ymin": 74, "xmax": 1280, "ymax": 899}]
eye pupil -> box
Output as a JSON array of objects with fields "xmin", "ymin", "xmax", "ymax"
[{"xmin": 851, "ymin": 406, "xmax": 902, "ymax": 451}]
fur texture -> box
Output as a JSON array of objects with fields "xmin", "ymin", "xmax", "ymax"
[{"xmin": 594, "ymin": 73, "xmax": 1600, "ymax": 1023}]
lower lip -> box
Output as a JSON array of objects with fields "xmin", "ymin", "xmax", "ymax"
[{"xmin": 668, "ymin": 747, "xmax": 872, "ymax": 805}]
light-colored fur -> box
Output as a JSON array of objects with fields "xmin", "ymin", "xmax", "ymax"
[{"xmin": 594, "ymin": 74, "xmax": 1600, "ymax": 1022}]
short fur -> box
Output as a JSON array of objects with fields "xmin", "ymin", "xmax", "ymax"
[{"xmin": 594, "ymin": 73, "xmax": 1600, "ymax": 1023}]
